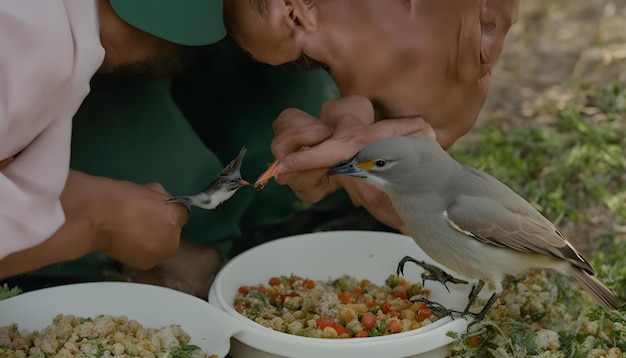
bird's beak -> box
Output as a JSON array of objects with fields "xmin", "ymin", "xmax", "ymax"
[
  {"xmin": 326, "ymin": 154, "xmax": 367, "ymax": 178},
  {"xmin": 240, "ymin": 179, "xmax": 251, "ymax": 186}
]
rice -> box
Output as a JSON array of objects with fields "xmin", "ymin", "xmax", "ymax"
[{"xmin": 0, "ymin": 314, "xmax": 218, "ymax": 358}]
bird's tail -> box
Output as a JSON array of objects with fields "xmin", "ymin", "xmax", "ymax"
[
  {"xmin": 166, "ymin": 195, "xmax": 192, "ymax": 211},
  {"xmin": 570, "ymin": 268, "xmax": 621, "ymax": 310}
]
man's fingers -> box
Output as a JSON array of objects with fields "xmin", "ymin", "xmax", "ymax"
[
  {"xmin": 338, "ymin": 177, "xmax": 407, "ymax": 231},
  {"xmin": 272, "ymin": 108, "xmax": 313, "ymax": 132},
  {"xmin": 289, "ymin": 172, "xmax": 341, "ymax": 203},
  {"xmin": 319, "ymin": 94, "xmax": 376, "ymax": 129},
  {"xmin": 143, "ymin": 182, "xmax": 189, "ymax": 225},
  {"xmin": 275, "ymin": 117, "xmax": 436, "ymax": 176},
  {"xmin": 144, "ymin": 182, "xmax": 167, "ymax": 194},
  {"xmin": 274, "ymin": 148, "xmax": 337, "ymax": 177},
  {"xmin": 271, "ymin": 121, "xmax": 333, "ymax": 158}
]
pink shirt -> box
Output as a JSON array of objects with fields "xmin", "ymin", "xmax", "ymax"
[{"xmin": 0, "ymin": 0, "xmax": 104, "ymax": 260}]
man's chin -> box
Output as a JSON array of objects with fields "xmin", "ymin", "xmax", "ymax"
[
  {"xmin": 96, "ymin": 60, "xmax": 184, "ymax": 81},
  {"xmin": 96, "ymin": 45, "xmax": 216, "ymax": 81}
]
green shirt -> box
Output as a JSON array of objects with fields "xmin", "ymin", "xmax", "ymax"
[{"xmin": 70, "ymin": 38, "xmax": 338, "ymax": 260}]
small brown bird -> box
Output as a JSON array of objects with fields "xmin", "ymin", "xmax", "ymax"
[{"xmin": 167, "ymin": 147, "xmax": 250, "ymax": 210}]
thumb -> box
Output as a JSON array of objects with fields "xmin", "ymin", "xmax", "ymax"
[
  {"xmin": 144, "ymin": 182, "xmax": 190, "ymax": 226},
  {"xmin": 144, "ymin": 182, "xmax": 168, "ymax": 194}
]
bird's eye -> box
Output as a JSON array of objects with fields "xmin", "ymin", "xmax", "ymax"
[{"xmin": 375, "ymin": 160, "xmax": 386, "ymax": 167}]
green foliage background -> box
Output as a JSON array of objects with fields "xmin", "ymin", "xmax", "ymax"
[{"xmin": 450, "ymin": 82, "xmax": 626, "ymax": 226}]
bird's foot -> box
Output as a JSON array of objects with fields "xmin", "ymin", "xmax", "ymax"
[
  {"xmin": 396, "ymin": 256, "xmax": 469, "ymax": 292},
  {"xmin": 463, "ymin": 292, "xmax": 500, "ymax": 326},
  {"xmin": 409, "ymin": 297, "xmax": 467, "ymax": 320}
]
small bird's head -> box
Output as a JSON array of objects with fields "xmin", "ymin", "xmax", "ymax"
[
  {"xmin": 326, "ymin": 136, "xmax": 450, "ymax": 193},
  {"xmin": 214, "ymin": 176, "xmax": 250, "ymax": 192},
  {"xmin": 218, "ymin": 147, "xmax": 250, "ymax": 185},
  {"xmin": 215, "ymin": 146, "xmax": 251, "ymax": 191}
]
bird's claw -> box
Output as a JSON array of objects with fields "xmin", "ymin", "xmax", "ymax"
[
  {"xmin": 465, "ymin": 292, "xmax": 500, "ymax": 325},
  {"xmin": 409, "ymin": 297, "xmax": 468, "ymax": 320},
  {"xmin": 396, "ymin": 256, "xmax": 469, "ymax": 292}
]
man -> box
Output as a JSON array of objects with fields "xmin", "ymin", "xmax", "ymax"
[
  {"xmin": 0, "ymin": 0, "xmax": 337, "ymax": 290},
  {"xmin": 0, "ymin": 0, "xmax": 223, "ymax": 278},
  {"xmin": 224, "ymin": 0, "xmax": 519, "ymax": 232},
  {"xmin": 1, "ymin": 0, "xmax": 518, "ymax": 290}
]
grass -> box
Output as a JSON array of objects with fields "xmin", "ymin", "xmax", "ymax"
[
  {"xmin": 0, "ymin": 284, "xmax": 22, "ymax": 300},
  {"xmin": 447, "ymin": 82, "xmax": 626, "ymax": 357},
  {"xmin": 450, "ymin": 82, "xmax": 626, "ymax": 226}
]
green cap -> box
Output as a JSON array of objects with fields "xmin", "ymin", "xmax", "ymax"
[{"xmin": 110, "ymin": 0, "xmax": 225, "ymax": 46}]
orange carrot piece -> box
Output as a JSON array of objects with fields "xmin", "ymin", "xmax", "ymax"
[
  {"xmin": 316, "ymin": 317, "xmax": 336, "ymax": 329},
  {"xmin": 268, "ymin": 277, "xmax": 281, "ymax": 286},
  {"xmin": 417, "ymin": 306, "xmax": 433, "ymax": 320},
  {"xmin": 360, "ymin": 312, "xmax": 377, "ymax": 330},
  {"xmin": 331, "ymin": 323, "xmax": 348, "ymax": 336},
  {"xmin": 386, "ymin": 320, "xmax": 403, "ymax": 333},
  {"xmin": 338, "ymin": 291, "xmax": 353, "ymax": 304},
  {"xmin": 303, "ymin": 279, "xmax": 315, "ymax": 289}
]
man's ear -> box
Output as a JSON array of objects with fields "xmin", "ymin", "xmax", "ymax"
[
  {"xmin": 480, "ymin": 0, "xmax": 519, "ymax": 77},
  {"xmin": 286, "ymin": 0, "xmax": 318, "ymax": 33}
]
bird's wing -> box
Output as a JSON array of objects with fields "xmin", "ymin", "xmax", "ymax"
[
  {"xmin": 445, "ymin": 166, "xmax": 594, "ymax": 274},
  {"xmin": 202, "ymin": 147, "xmax": 247, "ymax": 191}
]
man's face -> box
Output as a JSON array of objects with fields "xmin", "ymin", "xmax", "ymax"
[{"xmin": 224, "ymin": 0, "xmax": 500, "ymax": 148}]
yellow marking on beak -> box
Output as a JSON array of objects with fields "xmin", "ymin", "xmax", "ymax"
[{"xmin": 357, "ymin": 160, "xmax": 375, "ymax": 170}]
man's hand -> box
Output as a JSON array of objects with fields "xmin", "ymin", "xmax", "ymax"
[
  {"xmin": 0, "ymin": 170, "xmax": 189, "ymax": 279},
  {"xmin": 64, "ymin": 171, "xmax": 189, "ymax": 269},
  {"xmin": 270, "ymin": 95, "xmax": 435, "ymax": 232}
]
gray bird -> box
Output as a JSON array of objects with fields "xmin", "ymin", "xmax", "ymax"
[
  {"xmin": 167, "ymin": 147, "xmax": 250, "ymax": 211},
  {"xmin": 326, "ymin": 136, "xmax": 620, "ymax": 320}
]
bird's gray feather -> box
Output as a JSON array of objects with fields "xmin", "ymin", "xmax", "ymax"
[{"xmin": 445, "ymin": 164, "xmax": 594, "ymax": 274}]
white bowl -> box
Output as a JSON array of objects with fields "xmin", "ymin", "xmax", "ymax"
[
  {"xmin": 0, "ymin": 282, "xmax": 237, "ymax": 357},
  {"xmin": 209, "ymin": 230, "xmax": 474, "ymax": 358}
]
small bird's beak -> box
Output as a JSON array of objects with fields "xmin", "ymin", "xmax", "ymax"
[
  {"xmin": 240, "ymin": 179, "xmax": 251, "ymax": 186},
  {"xmin": 326, "ymin": 154, "xmax": 367, "ymax": 178}
]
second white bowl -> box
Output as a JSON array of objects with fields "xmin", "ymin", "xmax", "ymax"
[{"xmin": 209, "ymin": 230, "xmax": 475, "ymax": 358}]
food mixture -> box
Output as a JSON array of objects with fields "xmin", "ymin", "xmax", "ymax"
[
  {"xmin": 0, "ymin": 314, "xmax": 218, "ymax": 358},
  {"xmin": 447, "ymin": 269, "xmax": 625, "ymax": 357},
  {"xmin": 233, "ymin": 274, "xmax": 439, "ymax": 338}
]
